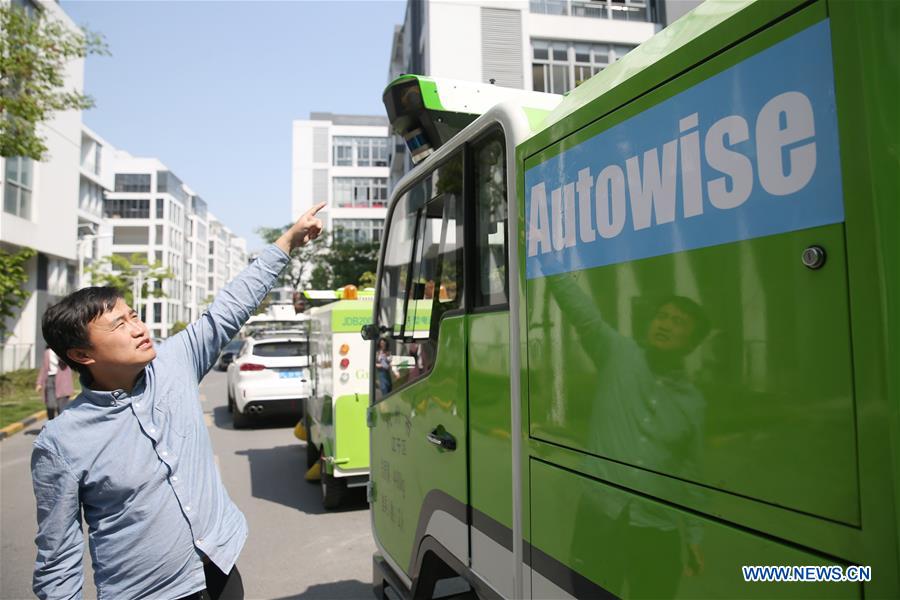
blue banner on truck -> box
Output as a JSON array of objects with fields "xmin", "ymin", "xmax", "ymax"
[{"xmin": 524, "ymin": 19, "xmax": 844, "ymax": 280}]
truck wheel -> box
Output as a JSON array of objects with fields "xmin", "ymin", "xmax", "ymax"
[
  {"xmin": 233, "ymin": 405, "xmax": 248, "ymax": 429},
  {"xmin": 227, "ymin": 388, "xmax": 234, "ymax": 413},
  {"xmin": 321, "ymin": 459, "xmax": 346, "ymax": 509},
  {"xmin": 305, "ymin": 416, "xmax": 320, "ymax": 469}
]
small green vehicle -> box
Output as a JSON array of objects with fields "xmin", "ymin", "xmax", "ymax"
[
  {"xmin": 304, "ymin": 292, "xmax": 373, "ymax": 509},
  {"xmin": 368, "ymin": 1, "xmax": 899, "ymax": 598}
]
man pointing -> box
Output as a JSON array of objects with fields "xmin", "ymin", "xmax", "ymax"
[{"xmin": 31, "ymin": 203, "xmax": 325, "ymax": 600}]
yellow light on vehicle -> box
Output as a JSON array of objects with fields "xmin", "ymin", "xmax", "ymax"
[
  {"xmin": 342, "ymin": 284, "xmax": 358, "ymax": 300},
  {"xmin": 339, "ymin": 343, "xmax": 350, "ymax": 355}
]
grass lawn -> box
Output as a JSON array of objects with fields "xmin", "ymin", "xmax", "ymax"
[{"xmin": 0, "ymin": 368, "xmax": 82, "ymax": 430}]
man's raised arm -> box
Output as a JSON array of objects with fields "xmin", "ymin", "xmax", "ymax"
[{"xmin": 170, "ymin": 203, "xmax": 325, "ymax": 381}]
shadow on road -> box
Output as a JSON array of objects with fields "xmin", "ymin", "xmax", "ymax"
[
  {"xmin": 269, "ymin": 579, "xmax": 372, "ymax": 599},
  {"xmin": 234, "ymin": 445, "xmax": 367, "ymax": 515},
  {"xmin": 211, "ymin": 405, "xmax": 297, "ymax": 431}
]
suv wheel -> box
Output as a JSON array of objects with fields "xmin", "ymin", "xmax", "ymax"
[{"xmin": 233, "ymin": 404, "xmax": 249, "ymax": 429}]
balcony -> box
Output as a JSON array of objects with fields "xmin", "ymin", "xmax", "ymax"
[{"xmin": 530, "ymin": 0, "xmax": 652, "ymax": 22}]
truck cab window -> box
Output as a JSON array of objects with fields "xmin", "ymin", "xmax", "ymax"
[
  {"xmin": 472, "ymin": 130, "xmax": 508, "ymax": 308},
  {"xmin": 375, "ymin": 153, "xmax": 464, "ymax": 400}
]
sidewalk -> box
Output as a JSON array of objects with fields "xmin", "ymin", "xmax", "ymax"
[{"xmin": 0, "ymin": 410, "xmax": 47, "ymax": 441}]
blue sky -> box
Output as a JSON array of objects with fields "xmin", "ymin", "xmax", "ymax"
[{"xmin": 62, "ymin": 0, "xmax": 406, "ymax": 252}]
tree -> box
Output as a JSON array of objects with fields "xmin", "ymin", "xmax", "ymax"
[
  {"xmin": 169, "ymin": 321, "xmax": 187, "ymax": 336},
  {"xmin": 0, "ymin": 246, "xmax": 35, "ymax": 342},
  {"xmin": 358, "ymin": 271, "xmax": 377, "ymax": 289},
  {"xmin": 255, "ymin": 223, "xmax": 380, "ymax": 291},
  {"xmin": 328, "ymin": 232, "xmax": 380, "ymax": 289},
  {"xmin": 0, "ymin": 4, "xmax": 109, "ymax": 159},
  {"xmin": 86, "ymin": 253, "xmax": 173, "ymax": 308},
  {"xmin": 256, "ymin": 224, "xmax": 322, "ymax": 290}
]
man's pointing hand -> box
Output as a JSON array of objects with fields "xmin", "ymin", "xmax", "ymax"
[{"xmin": 276, "ymin": 202, "xmax": 326, "ymax": 254}]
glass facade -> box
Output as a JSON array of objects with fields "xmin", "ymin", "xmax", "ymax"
[
  {"xmin": 333, "ymin": 177, "xmax": 389, "ymax": 208},
  {"xmin": 532, "ymin": 40, "xmax": 635, "ymax": 93},
  {"xmin": 332, "ymin": 137, "xmax": 390, "ymax": 167},
  {"xmin": 156, "ymin": 170, "xmax": 187, "ymax": 203},
  {"xmin": 114, "ymin": 173, "xmax": 152, "ymax": 193},
  {"xmin": 333, "ymin": 218, "xmax": 384, "ymax": 243},
  {"xmin": 104, "ymin": 199, "xmax": 151, "ymax": 219},
  {"xmin": 530, "ymin": 0, "xmax": 651, "ymax": 22}
]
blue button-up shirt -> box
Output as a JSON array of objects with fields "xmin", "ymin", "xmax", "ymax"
[{"xmin": 31, "ymin": 244, "xmax": 289, "ymax": 600}]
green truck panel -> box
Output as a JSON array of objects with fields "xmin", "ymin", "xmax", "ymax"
[
  {"xmin": 334, "ymin": 393, "xmax": 370, "ymax": 470},
  {"xmin": 531, "ymin": 459, "xmax": 859, "ymax": 598},
  {"xmin": 526, "ymin": 223, "xmax": 858, "ymax": 525},
  {"xmin": 468, "ymin": 312, "xmax": 513, "ymax": 531}
]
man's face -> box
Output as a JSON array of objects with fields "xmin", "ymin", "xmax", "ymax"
[
  {"xmin": 78, "ymin": 298, "xmax": 156, "ymax": 376},
  {"xmin": 647, "ymin": 302, "xmax": 695, "ymax": 353}
]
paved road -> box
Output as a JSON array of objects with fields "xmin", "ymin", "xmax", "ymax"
[{"xmin": 0, "ymin": 370, "xmax": 376, "ymax": 600}]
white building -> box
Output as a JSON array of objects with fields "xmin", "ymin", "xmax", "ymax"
[
  {"xmin": 98, "ymin": 153, "xmax": 187, "ymax": 338},
  {"xmin": 206, "ymin": 213, "xmax": 231, "ymax": 297},
  {"xmin": 228, "ymin": 235, "xmax": 248, "ymax": 280},
  {"xmin": 100, "ymin": 158, "xmax": 247, "ymax": 337},
  {"xmin": 78, "ymin": 126, "xmax": 114, "ymax": 288},
  {"xmin": 0, "ymin": 0, "xmax": 85, "ymax": 370},
  {"xmin": 386, "ymin": 0, "xmax": 701, "ymax": 181},
  {"xmin": 184, "ymin": 191, "xmax": 209, "ymax": 322},
  {"xmin": 292, "ymin": 112, "xmax": 391, "ymax": 245}
]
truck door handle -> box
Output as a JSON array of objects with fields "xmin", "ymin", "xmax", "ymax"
[{"xmin": 426, "ymin": 426, "xmax": 457, "ymax": 451}]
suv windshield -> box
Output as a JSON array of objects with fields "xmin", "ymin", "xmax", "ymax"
[{"xmin": 224, "ymin": 340, "xmax": 244, "ymax": 353}]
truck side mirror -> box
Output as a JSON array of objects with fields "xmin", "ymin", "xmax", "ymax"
[{"xmin": 361, "ymin": 324, "xmax": 380, "ymax": 341}]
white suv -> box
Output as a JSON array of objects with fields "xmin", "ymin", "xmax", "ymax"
[{"xmin": 226, "ymin": 333, "xmax": 311, "ymax": 428}]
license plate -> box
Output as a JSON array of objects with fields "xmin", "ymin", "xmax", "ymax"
[{"xmin": 279, "ymin": 370, "xmax": 301, "ymax": 379}]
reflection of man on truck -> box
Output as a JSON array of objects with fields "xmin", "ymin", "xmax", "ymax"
[{"xmin": 560, "ymin": 284, "xmax": 709, "ymax": 598}]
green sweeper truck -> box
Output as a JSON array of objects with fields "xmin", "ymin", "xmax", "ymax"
[{"xmin": 365, "ymin": 1, "xmax": 898, "ymax": 598}]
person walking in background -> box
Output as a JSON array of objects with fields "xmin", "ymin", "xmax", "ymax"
[{"xmin": 35, "ymin": 348, "xmax": 74, "ymax": 420}]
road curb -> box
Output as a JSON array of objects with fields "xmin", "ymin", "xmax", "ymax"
[{"xmin": 0, "ymin": 410, "xmax": 47, "ymax": 441}]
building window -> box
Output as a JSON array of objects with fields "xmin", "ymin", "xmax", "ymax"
[
  {"xmin": 79, "ymin": 179, "xmax": 104, "ymax": 216},
  {"xmin": 4, "ymin": 157, "xmax": 33, "ymax": 219},
  {"xmin": 104, "ymin": 199, "xmax": 150, "ymax": 219},
  {"xmin": 532, "ymin": 40, "xmax": 634, "ymax": 93},
  {"xmin": 529, "ymin": 0, "xmax": 650, "ymax": 22},
  {"xmin": 333, "ymin": 177, "xmax": 389, "ymax": 208},
  {"xmin": 333, "ymin": 138, "xmax": 353, "ymax": 166},
  {"xmin": 333, "ymin": 218, "xmax": 384, "ymax": 243},
  {"xmin": 332, "ymin": 137, "xmax": 390, "ymax": 167},
  {"xmin": 114, "ymin": 173, "xmax": 151, "ymax": 193},
  {"xmin": 156, "ymin": 171, "xmax": 186, "ymax": 203},
  {"xmin": 113, "ymin": 226, "xmax": 150, "ymax": 245}
]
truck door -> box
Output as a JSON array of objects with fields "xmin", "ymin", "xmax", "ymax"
[{"xmin": 370, "ymin": 151, "xmax": 470, "ymax": 588}]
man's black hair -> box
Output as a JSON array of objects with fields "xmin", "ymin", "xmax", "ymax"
[{"xmin": 42, "ymin": 286, "xmax": 123, "ymax": 377}]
